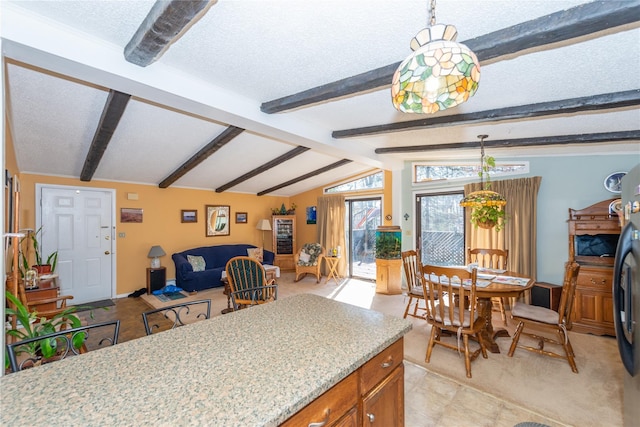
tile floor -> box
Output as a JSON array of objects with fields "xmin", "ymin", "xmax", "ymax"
[{"xmin": 88, "ymin": 296, "xmax": 566, "ymax": 427}]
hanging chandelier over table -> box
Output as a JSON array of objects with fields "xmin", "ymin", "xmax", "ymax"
[{"xmin": 391, "ymin": 0, "xmax": 480, "ymax": 114}]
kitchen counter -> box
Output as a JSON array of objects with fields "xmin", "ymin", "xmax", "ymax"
[{"xmin": 1, "ymin": 293, "xmax": 411, "ymax": 426}]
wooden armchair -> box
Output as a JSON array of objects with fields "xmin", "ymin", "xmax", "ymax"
[
  {"xmin": 468, "ymin": 248, "xmax": 509, "ymax": 325},
  {"xmin": 294, "ymin": 243, "xmax": 324, "ymax": 283},
  {"xmin": 421, "ymin": 264, "xmax": 488, "ymax": 378},
  {"xmin": 225, "ymin": 256, "xmax": 278, "ymax": 310},
  {"xmin": 508, "ymin": 261, "xmax": 581, "ymax": 373},
  {"xmin": 15, "ymin": 276, "xmax": 74, "ymax": 319}
]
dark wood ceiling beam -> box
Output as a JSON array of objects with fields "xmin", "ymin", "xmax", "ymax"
[
  {"xmin": 260, "ymin": 1, "xmax": 640, "ymax": 114},
  {"xmin": 80, "ymin": 90, "xmax": 131, "ymax": 182},
  {"xmin": 215, "ymin": 146, "xmax": 310, "ymax": 193},
  {"xmin": 257, "ymin": 159, "xmax": 352, "ymax": 196},
  {"xmin": 333, "ymin": 90, "xmax": 640, "ymax": 138},
  {"xmin": 159, "ymin": 126, "xmax": 244, "ymax": 188},
  {"xmin": 124, "ymin": 0, "xmax": 216, "ymax": 67},
  {"xmin": 374, "ymin": 131, "xmax": 640, "ymax": 154}
]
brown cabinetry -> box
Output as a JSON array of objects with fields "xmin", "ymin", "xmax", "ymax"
[
  {"xmin": 568, "ymin": 198, "xmax": 620, "ymax": 336},
  {"xmin": 273, "ymin": 215, "xmax": 296, "ymax": 271},
  {"xmin": 280, "ymin": 338, "xmax": 404, "ymax": 427}
]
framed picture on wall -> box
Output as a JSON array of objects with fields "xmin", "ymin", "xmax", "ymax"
[
  {"xmin": 121, "ymin": 208, "xmax": 143, "ymax": 223},
  {"xmin": 206, "ymin": 205, "xmax": 230, "ymax": 236},
  {"xmin": 181, "ymin": 209, "xmax": 198, "ymax": 223}
]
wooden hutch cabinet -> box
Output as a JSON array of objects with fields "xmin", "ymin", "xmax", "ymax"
[
  {"xmin": 568, "ymin": 198, "xmax": 621, "ymax": 336},
  {"xmin": 272, "ymin": 215, "xmax": 296, "ymax": 271}
]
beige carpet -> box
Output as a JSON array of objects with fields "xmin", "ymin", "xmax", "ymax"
[{"xmin": 141, "ymin": 273, "xmax": 623, "ymax": 427}]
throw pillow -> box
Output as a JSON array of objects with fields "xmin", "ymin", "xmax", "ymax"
[
  {"xmin": 247, "ymin": 247, "xmax": 264, "ymax": 263},
  {"xmin": 187, "ymin": 255, "xmax": 206, "ymax": 272},
  {"xmin": 299, "ymin": 251, "xmax": 311, "ymax": 263}
]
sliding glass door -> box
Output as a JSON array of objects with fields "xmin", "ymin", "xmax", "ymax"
[
  {"xmin": 416, "ymin": 192, "xmax": 465, "ymax": 266},
  {"xmin": 346, "ymin": 198, "xmax": 381, "ymax": 280}
]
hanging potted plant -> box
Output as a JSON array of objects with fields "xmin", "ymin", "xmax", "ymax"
[{"xmin": 459, "ymin": 136, "xmax": 507, "ymax": 231}]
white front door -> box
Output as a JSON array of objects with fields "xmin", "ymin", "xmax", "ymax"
[{"xmin": 37, "ymin": 185, "xmax": 115, "ymax": 305}]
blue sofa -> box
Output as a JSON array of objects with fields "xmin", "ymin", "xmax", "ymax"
[{"xmin": 172, "ymin": 244, "xmax": 275, "ymax": 292}]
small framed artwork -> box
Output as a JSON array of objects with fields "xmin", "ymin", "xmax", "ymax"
[
  {"xmin": 181, "ymin": 209, "xmax": 198, "ymax": 223},
  {"xmin": 306, "ymin": 206, "xmax": 317, "ymax": 224},
  {"xmin": 121, "ymin": 208, "xmax": 143, "ymax": 223},
  {"xmin": 206, "ymin": 205, "xmax": 230, "ymax": 237},
  {"xmin": 235, "ymin": 212, "xmax": 248, "ymax": 224}
]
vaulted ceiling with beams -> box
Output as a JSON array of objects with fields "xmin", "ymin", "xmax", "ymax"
[{"xmin": 2, "ymin": 1, "xmax": 639, "ymax": 197}]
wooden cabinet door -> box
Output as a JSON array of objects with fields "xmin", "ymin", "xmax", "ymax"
[{"xmin": 361, "ymin": 364, "xmax": 404, "ymax": 427}]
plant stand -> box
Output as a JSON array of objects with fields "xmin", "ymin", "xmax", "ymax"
[{"xmin": 375, "ymin": 258, "xmax": 402, "ymax": 295}]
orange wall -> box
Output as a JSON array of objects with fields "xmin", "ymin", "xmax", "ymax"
[
  {"xmin": 291, "ymin": 170, "xmax": 393, "ymax": 249},
  {"xmin": 18, "ymin": 173, "xmax": 288, "ymax": 296}
]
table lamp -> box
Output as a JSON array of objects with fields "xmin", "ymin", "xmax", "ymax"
[
  {"xmin": 256, "ymin": 219, "xmax": 272, "ymax": 248},
  {"xmin": 148, "ymin": 245, "xmax": 166, "ymax": 268}
]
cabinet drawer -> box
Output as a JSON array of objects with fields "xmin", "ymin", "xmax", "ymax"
[
  {"xmin": 576, "ymin": 267, "xmax": 612, "ymax": 291},
  {"xmin": 360, "ymin": 338, "xmax": 403, "ymax": 394},
  {"xmin": 574, "ymin": 221, "xmax": 619, "ymax": 232},
  {"xmin": 280, "ymin": 371, "xmax": 358, "ymax": 427}
]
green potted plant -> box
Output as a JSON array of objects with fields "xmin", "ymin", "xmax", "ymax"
[
  {"xmin": 20, "ymin": 226, "xmax": 58, "ymax": 276},
  {"xmin": 460, "ymin": 155, "xmax": 507, "ymax": 231},
  {"xmin": 4, "ymin": 291, "xmax": 83, "ymax": 371}
]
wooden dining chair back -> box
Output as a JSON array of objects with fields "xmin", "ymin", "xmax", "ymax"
[
  {"xmin": 401, "ymin": 250, "xmax": 426, "ymax": 319},
  {"xmin": 142, "ymin": 300, "xmax": 211, "ymax": 335},
  {"xmin": 6, "ymin": 320, "xmax": 120, "ymax": 373},
  {"xmin": 508, "ymin": 261, "xmax": 581, "ymax": 373},
  {"xmin": 225, "ymin": 256, "xmax": 278, "ymax": 310},
  {"xmin": 468, "ymin": 248, "xmax": 510, "ymax": 325},
  {"xmin": 421, "ymin": 264, "xmax": 488, "ymax": 378}
]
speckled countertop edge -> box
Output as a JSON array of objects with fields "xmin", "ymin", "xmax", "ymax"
[{"xmin": 1, "ymin": 294, "xmax": 412, "ymax": 426}]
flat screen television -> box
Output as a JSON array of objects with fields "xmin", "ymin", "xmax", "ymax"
[{"xmin": 575, "ymin": 234, "xmax": 619, "ymax": 261}]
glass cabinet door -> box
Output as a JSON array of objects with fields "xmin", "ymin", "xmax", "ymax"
[{"xmin": 274, "ymin": 217, "xmax": 294, "ymax": 255}]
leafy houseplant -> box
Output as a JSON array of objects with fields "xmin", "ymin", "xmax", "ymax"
[
  {"xmin": 459, "ymin": 155, "xmax": 507, "ymax": 232},
  {"xmin": 5, "ymin": 291, "xmax": 83, "ymax": 370},
  {"xmin": 20, "ymin": 226, "xmax": 58, "ymax": 276}
]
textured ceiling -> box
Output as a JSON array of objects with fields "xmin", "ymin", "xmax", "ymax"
[{"xmin": 2, "ymin": 0, "xmax": 639, "ymax": 196}]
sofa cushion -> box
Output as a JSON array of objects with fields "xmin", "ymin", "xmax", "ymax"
[
  {"xmin": 247, "ymin": 247, "xmax": 264, "ymax": 262},
  {"xmin": 187, "ymin": 255, "xmax": 206, "ymax": 272},
  {"xmin": 298, "ymin": 243, "xmax": 322, "ymax": 266}
]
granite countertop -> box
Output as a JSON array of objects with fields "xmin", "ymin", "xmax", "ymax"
[{"xmin": 1, "ymin": 294, "xmax": 412, "ymax": 426}]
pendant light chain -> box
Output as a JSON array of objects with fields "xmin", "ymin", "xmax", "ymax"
[{"xmin": 429, "ymin": 0, "xmax": 436, "ymax": 27}]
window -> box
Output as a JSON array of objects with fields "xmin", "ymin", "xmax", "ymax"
[
  {"xmin": 325, "ymin": 171, "xmax": 383, "ymax": 193},
  {"xmin": 413, "ymin": 162, "xmax": 528, "ymax": 184},
  {"xmin": 416, "ymin": 192, "xmax": 465, "ymax": 266}
]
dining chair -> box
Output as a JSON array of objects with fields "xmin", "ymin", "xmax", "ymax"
[
  {"xmin": 468, "ymin": 248, "xmax": 510, "ymax": 325},
  {"xmin": 225, "ymin": 256, "xmax": 278, "ymax": 310},
  {"xmin": 508, "ymin": 261, "xmax": 581, "ymax": 373},
  {"xmin": 142, "ymin": 299, "xmax": 211, "ymax": 335},
  {"xmin": 6, "ymin": 320, "xmax": 120, "ymax": 373},
  {"xmin": 401, "ymin": 250, "xmax": 425, "ymax": 319},
  {"xmin": 421, "ymin": 264, "xmax": 488, "ymax": 378}
]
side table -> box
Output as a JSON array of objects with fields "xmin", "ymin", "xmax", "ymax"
[
  {"xmin": 147, "ymin": 267, "xmax": 167, "ymax": 294},
  {"xmin": 323, "ymin": 255, "xmax": 342, "ymax": 285}
]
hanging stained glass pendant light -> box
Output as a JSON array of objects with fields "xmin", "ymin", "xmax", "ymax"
[{"xmin": 391, "ymin": 0, "xmax": 480, "ymax": 114}]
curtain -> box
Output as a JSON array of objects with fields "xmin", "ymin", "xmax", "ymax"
[
  {"xmin": 317, "ymin": 194, "xmax": 346, "ymax": 276},
  {"xmin": 464, "ymin": 176, "xmax": 542, "ymax": 281}
]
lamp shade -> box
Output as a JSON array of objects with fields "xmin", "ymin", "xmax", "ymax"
[
  {"xmin": 147, "ymin": 245, "xmax": 166, "ymax": 258},
  {"xmin": 256, "ymin": 219, "xmax": 272, "ymax": 231},
  {"xmin": 392, "ymin": 24, "xmax": 480, "ymax": 114}
]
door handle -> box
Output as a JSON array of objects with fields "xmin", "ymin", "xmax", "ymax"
[{"xmin": 105, "ymin": 251, "xmax": 110, "ymax": 255}]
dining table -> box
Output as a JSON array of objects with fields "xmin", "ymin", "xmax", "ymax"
[{"xmin": 473, "ymin": 270, "xmax": 534, "ymax": 353}]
